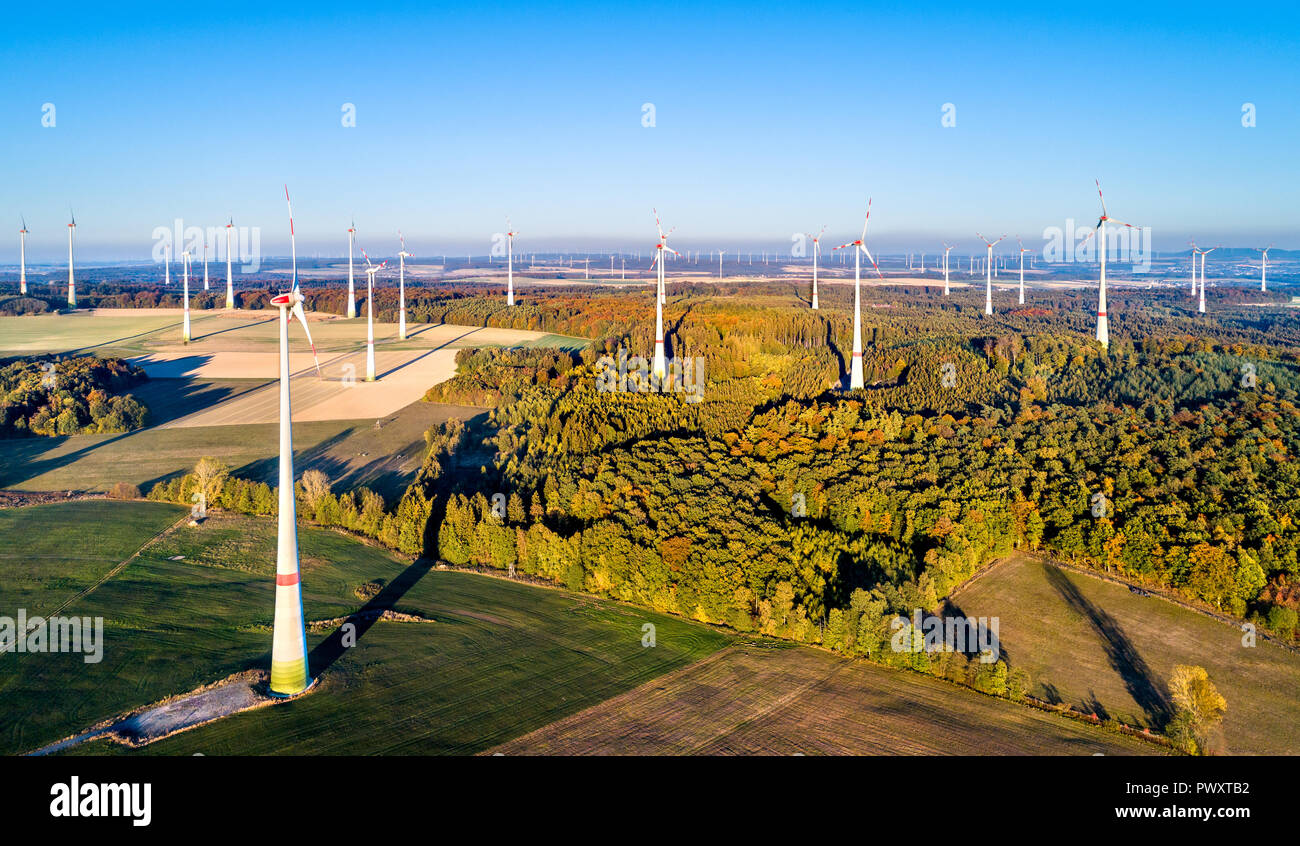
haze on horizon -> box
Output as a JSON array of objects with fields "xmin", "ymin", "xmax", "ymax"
[{"xmin": 2, "ymin": 0, "xmax": 1297, "ymax": 262}]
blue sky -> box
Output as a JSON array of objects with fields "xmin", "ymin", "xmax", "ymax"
[{"xmin": 2, "ymin": 0, "xmax": 1297, "ymax": 260}]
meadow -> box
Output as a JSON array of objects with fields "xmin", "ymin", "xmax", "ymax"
[
  {"xmin": 950, "ymin": 554, "xmax": 1300, "ymax": 755},
  {"xmin": 0, "ymin": 501, "xmax": 728, "ymax": 755}
]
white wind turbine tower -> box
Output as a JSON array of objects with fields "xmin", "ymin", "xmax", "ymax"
[
  {"xmin": 1198, "ymin": 246, "xmax": 1218, "ymax": 314},
  {"xmin": 976, "ymin": 233, "xmax": 1006, "ymax": 315},
  {"xmin": 1080, "ymin": 180, "xmax": 1142, "ymax": 349},
  {"xmin": 346, "ymin": 221, "xmax": 357, "ymax": 318},
  {"xmin": 833, "ymin": 200, "xmax": 885, "ymax": 391},
  {"xmin": 181, "ymin": 249, "xmax": 192, "ymax": 342},
  {"xmin": 164, "ymin": 240, "xmax": 171, "ymax": 287},
  {"xmin": 505, "ymin": 219, "xmax": 518, "ymax": 306},
  {"xmin": 717, "ymin": 249, "xmax": 725, "ymax": 280},
  {"xmin": 360, "ymin": 249, "xmax": 386, "ymax": 381},
  {"xmin": 18, "ymin": 218, "xmax": 27, "ymax": 296},
  {"xmin": 648, "ymin": 210, "xmax": 679, "ymax": 380},
  {"xmin": 203, "ymin": 240, "xmax": 210, "ymax": 291},
  {"xmin": 397, "ymin": 231, "xmax": 411, "ymax": 340},
  {"xmin": 66, "ymin": 211, "xmax": 77, "ymax": 307},
  {"xmin": 653, "ymin": 210, "xmax": 674, "ymax": 306},
  {"xmin": 941, "ymin": 243, "xmax": 954, "ymax": 295},
  {"xmin": 1015, "ymin": 237, "xmax": 1032, "ymax": 305},
  {"xmin": 1256, "ymin": 245, "xmax": 1273, "ymax": 292},
  {"xmin": 268, "ymin": 185, "xmax": 322, "ymax": 698},
  {"xmin": 225, "ymin": 219, "xmax": 235, "ymax": 309},
  {"xmin": 805, "ymin": 226, "xmax": 825, "ymax": 309}
]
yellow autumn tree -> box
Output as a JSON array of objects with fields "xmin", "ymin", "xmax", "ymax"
[{"xmin": 1167, "ymin": 664, "xmax": 1227, "ymax": 755}]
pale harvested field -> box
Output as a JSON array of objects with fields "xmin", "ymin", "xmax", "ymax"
[
  {"xmin": 132, "ymin": 349, "xmax": 461, "ymax": 425},
  {"xmin": 488, "ymin": 643, "xmax": 1159, "ymax": 756},
  {"xmin": 951, "ymin": 554, "xmax": 1300, "ymax": 755},
  {"xmin": 1, "ymin": 309, "xmax": 581, "ymax": 426}
]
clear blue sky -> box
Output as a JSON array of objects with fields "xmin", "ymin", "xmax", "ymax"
[{"xmin": 3, "ymin": 0, "xmax": 1297, "ymax": 261}]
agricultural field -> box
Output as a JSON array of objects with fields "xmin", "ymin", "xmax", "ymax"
[
  {"xmin": 0, "ymin": 306, "xmax": 582, "ymax": 497},
  {"xmin": 0, "ymin": 396, "xmax": 481, "ymax": 501},
  {"xmin": 489, "ymin": 642, "xmax": 1158, "ymax": 755},
  {"xmin": 0, "ymin": 502, "xmax": 728, "ymax": 756},
  {"xmin": 949, "ymin": 554, "xmax": 1300, "ymax": 755}
]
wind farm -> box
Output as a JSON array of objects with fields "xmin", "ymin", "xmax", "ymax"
[{"xmin": 2, "ymin": 5, "xmax": 1300, "ymax": 810}]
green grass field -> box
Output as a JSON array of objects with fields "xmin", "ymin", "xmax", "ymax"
[
  {"xmin": 950, "ymin": 553, "xmax": 1300, "ymax": 755},
  {"xmin": 0, "ymin": 501, "xmax": 729, "ymax": 755}
]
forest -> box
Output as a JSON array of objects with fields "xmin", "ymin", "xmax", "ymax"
[{"xmin": 0, "ymin": 355, "xmax": 149, "ymax": 437}]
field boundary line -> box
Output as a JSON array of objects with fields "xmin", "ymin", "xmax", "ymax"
[
  {"xmin": 479, "ymin": 645, "xmax": 741, "ymax": 755},
  {"xmin": 38, "ymin": 507, "xmax": 191, "ymax": 620}
]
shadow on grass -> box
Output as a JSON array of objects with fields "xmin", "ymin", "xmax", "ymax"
[
  {"xmin": 1042, "ymin": 563, "xmax": 1173, "ymax": 727},
  {"xmin": 308, "ymin": 557, "xmax": 434, "ymax": 677}
]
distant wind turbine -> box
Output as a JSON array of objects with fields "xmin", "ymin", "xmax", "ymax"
[
  {"xmin": 1079, "ymin": 181, "xmax": 1141, "ymax": 350},
  {"xmin": 649, "ymin": 210, "xmax": 679, "ymax": 380},
  {"xmin": 505, "ymin": 219, "xmax": 518, "ymax": 306},
  {"xmin": 833, "ymin": 200, "xmax": 884, "ymax": 390},
  {"xmin": 976, "ymin": 233, "xmax": 1006, "ymax": 316},
  {"xmin": 181, "ymin": 249, "xmax": 192, "ymax": 343},
  {"xmin": 1256, "ymin": 245, "xmax": 1273, "ymax": 292},
  {"xmin": 18, "ymin": 218, "xmax": 27, "ymax": 295},
  {"xmin": 1198, "ymin": 246, "xmax": 1218, "ymax": 314},
  {"xmin": 1015, "ymin": 238, "xmax": 1032, "ymax": 305},
  {"xmin": 225, "ymin": 219, "xmax": 235, "ymax": 309},
  {"xmin": 805, "ymin": 227, "xmax": 826, "ymax": 309},
  {"xmin": 66, "ymin": 211, "xmax": 77, "ymax": 307},
  {"xmin": 346, "ymin": 221, "xmax": 357, "ymax": 318},
  {"xmin": 941, "ymin": 243, "xmax": 954, "ymax": 295},
  {"xmin": 398, "ymin": 231, "xmax": 411, "ymax": 340},
  {"xmin": 360, "ymin": 249, "xmax": 386, "ymax": 381}
]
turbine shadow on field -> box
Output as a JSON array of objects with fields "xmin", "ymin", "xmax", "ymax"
[
  {"xmin": 309, "ymin": 557, "xmax": 434, "ymax": 677},
  {"xmin": 0, "ymin": 431, "xmax": 135, "ymax": 489},
  {"xmin": 1042, "ymin": 563, "xmax": 1173, "ymax": 726},
  {"xmin": 193, "ymin": 315, "xmax": 276, "ymax": 342},
  {"xmin": 375, "ymin": 326, "xmax": 481, "ymax": 379}
]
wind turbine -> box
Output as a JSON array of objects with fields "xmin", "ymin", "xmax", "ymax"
[
  {"xmin": 1015, "ymin": 237, "xmax": 1032, "ymax": 305},
  {"xmin": 360, "ymin": 249, "xmax": 386, "ymax": 381},
  {"xmin": 718, "ymin": 249, "xmax": 725, "ymax": 280},
  {"xmin": 66, "ymin": 211, "xmax": 76, "ymax": 307},
  {"xmin": 397, "ymin": 231, "xmax": 411, "ymax": 340},
  {"xmin": 181, "ymin": 249, "xmax": 192, "ymax": 342},
  {"xmin": 346, "ymin": 221, "xmax": 357, "ymax": 318},
  {"xmin": 1079, "ymin": 181, "xmax": 1141, "ymax": 350},
  {"xmin": 164, "ymin": 240, "xmax": 171, "ymax": 287},
  {"xmin": 805, "ymin": 226, "xmax": 826, "ymax": 309},
  {"xmin": 1256, "ymin": 245, "xmax": 1273, "ymax": 292},
  {"xmin": 653, "ymin": 211, "xmax": 675, "ymax": 306},
  {"xmin": 225, "ymin": 219, "xmax": 235, "ymax": 309},
  {"xmin": 833, "ymin": 200, "xmax": 884, "ymax": 390},
  {"xmin": 202, "ymin": 240, "xmax": 210, "ymax": 291},
  {"xmin": 267, "ymin": 186, "xmax": 320, "ymax": 698},
  {"xmin": 18, "ymin": 218, "xmax": 27, "ymax": 295},
  {"xmin": 505, "ymin": 219, "xmax": 518, "ymax": 306},
  {"xmin": 1188, "ymin": 242, "xmax": 1200, "ymax": 298},
  {"xmin": 648, "ymin": 210, "xmax": 679, "ymax": 380},
  {"xmin": 1198, "ymin": 246, "xmax": 1218, "ymax": 314},
  {"xmin": 976, "ymin": 233, "xmax": 1006, "ymax": 316},
  {"xmin": 941, "ymin": 243, "xmax": 954, "ymax": 295}
]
